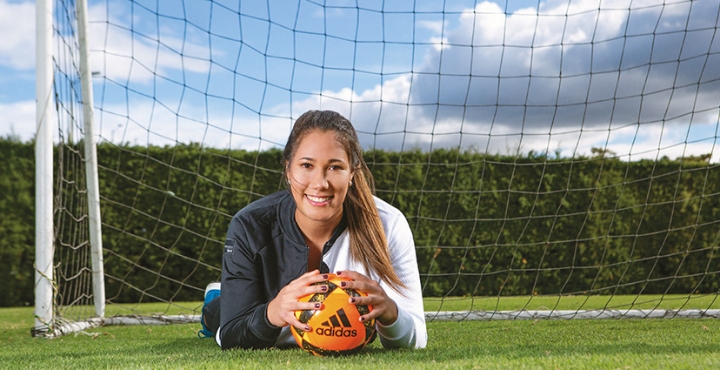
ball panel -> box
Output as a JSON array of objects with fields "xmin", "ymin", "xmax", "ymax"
[
  {"xmin": 300, "ymin": 288, "xmax": 365, "ymax": 351},
  {"xmin": 291, "ymin": 274, "xmax": 376, "ymax": 356},
  {"xmin": 300, "ymin": 337, "xmax": 365, "ymax": 357}
]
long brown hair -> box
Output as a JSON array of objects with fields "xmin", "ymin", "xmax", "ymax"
[{"xmin": 282, "ymin": 110, "xmax": 406, "ymax": 292}]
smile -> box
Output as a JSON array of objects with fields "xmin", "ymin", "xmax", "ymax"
[{"xmin": 306, "ymin": 195, "xmax": 332, "ymax": 203}]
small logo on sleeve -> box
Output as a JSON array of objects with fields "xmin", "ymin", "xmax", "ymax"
[{"xmin": 224, "ymin": 239, "xmax": 234, "ymax": 255}]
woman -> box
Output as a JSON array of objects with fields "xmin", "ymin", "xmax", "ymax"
[{"xmin": 200, "ymin": 110, "xmax": 427, "ymax": 350}]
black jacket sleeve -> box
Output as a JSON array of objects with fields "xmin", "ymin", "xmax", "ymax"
[
  {"xmin": 219, "ymin": 233, "xmax": 283, "ymax": 349},
  {"xmin": 218, "ymin": 192, "xmax": 308, "ymax": 350}
]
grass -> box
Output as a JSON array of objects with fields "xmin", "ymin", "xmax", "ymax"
[
  {"xmin": 423, "ymin": 293, "xmax": 720, "ymax": 312},
  {"xmin": 2, "ymin": 296, "xmax": 719, "ymax": 369}
]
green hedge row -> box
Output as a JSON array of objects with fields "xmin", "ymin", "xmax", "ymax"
[
  {"xmin": 2, "ymin": 138, "xmax": 719, "ymax": 307},
  {"xmin": 0, "ymin": 139, "xmax": 35, "ymax": 307}
]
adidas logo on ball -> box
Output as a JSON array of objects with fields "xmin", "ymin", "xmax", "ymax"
[{"xmin": 316, "ymin": 308, "xmax": 358, "ymax": 337}]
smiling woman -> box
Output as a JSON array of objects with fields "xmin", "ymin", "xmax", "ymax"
[
  {"xmin": 198, "ymin": 110, "xmax": 428, "ymax": 352},
  {"xmin": 286, "ymin": 130, "xmax": 352, "ymax": 270}
]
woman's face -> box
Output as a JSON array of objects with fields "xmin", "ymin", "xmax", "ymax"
[{"xmin": 287, "ymin": 130, "xmax": 353, "ymax": 230}]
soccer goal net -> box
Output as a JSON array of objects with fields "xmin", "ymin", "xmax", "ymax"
[{"xmin": 35, "ymin": 0, "xmax": 720, "ymax": 337}]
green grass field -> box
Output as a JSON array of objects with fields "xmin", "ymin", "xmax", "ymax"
[{"xmin": 2, "ymin": 296, "xmax": 719, "ymax": 369}]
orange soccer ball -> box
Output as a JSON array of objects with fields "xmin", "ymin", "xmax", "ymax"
[{"xmin": 291, "ymin": 274, "xmax": 376, "ymax": 356}]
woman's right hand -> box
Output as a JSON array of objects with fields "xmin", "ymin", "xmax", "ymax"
[{"xmin": 266, "ymin": 270, "xmax": 329, "ymax": 332}]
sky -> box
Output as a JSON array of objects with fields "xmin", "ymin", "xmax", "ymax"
[{"xmin": 2, "ymin": 0, "xmax": 720, "ymax": 161}]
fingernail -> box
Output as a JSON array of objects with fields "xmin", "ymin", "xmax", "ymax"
[
  {"xmin": 350, "ymin": 297, "xmax": 356, "ymax": 303},
  {"xmin": 314, "ymin": 303, "xmax": 321, "ymax": 309},
  {"xmin": 336, "ymin": 271, "xmax": 342, "ymax": 276},
  {"xmin": 340, "ymin": 282, "xmax": 347, "ymax": 287},
  {"xmin": 305, "ymin": 326, "xmax": 311, "ymax": 331},
  {"xmin": 359, "ymin": 317, "xmax": 365, "ymax": 322},
  {"xmin": 321, "ymin": 285, "xmax": 328, "ymax": 291},
  {"xmin": 322, "ymin": 274, "xmax": 329, "ymax": 279}
]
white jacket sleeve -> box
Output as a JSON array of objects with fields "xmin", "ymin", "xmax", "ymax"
[{"xmin": 375, "ymin": 198, "xmax": 427, "ymax": 349}]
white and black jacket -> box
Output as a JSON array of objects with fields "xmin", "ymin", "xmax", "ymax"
[{"xmin": 217, "ymin": 190, "xmax": 427, "ymax": 350}]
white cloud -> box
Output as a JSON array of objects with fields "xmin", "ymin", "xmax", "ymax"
[
  {"xmin": 263, "ymin": 0, "xmax": 720, "ymax": 161},
  {"xmin": 2, "ymin": 0, "xmax": 717, "ymax": 163},
  {"xmin": 397, "ymin": 0, "xmax": 720, "ymax": 156},
  {"xmin": 429, "ymin": 36, "xmax": 450, "ymax": 51},
  {"xmin": 0, "ymin": 0, "xmax": 35, "ymax": 70},
  {"xmin": 86, "ymin": 2, "xmax": 213, "ymax": 83},
  {"xmin": 417, "ymin": 19, "xmax": 445, "ymax": 34},
  {"xmin": 0, "ymin": 100, "xmax": 49, "ymax": 142}
]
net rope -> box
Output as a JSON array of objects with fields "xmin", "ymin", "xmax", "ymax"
[{"xmin": 44, "ymin": 0, "xmax": 720, "ymax": 336}]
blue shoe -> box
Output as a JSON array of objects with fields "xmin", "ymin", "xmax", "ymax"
[{"xmin": 198, "ymin": 282, "xmax": 221, "ymax": 338}]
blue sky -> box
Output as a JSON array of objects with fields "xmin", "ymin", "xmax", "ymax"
[{"xmin": 2, "ymin": 0, "xmax": 720, "ymax": 161}]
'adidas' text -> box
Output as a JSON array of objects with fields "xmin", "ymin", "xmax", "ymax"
[
  {"xmin": 315, "ymin": 327, "xmax": 358, "ymax": 337},
  {"xmin": 315, "ymin": 308, "xmax": 358, "ymax": 337}
]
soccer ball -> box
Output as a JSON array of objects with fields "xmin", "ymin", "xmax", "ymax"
[{"xmin": 291, "ymin": 274, "xmax": 376, "ymax": 356}]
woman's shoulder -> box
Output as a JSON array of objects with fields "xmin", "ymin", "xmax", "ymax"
[
  {"xmin": 372, "ymin": 196, "xmax": 414, "ymax": 248},
  {"xmin": 233, "ymin": 190, "xmax": 292, "ymax": 223},
  {"xmin": 372, "ymin": 195, "xmax": 404, "ymax": 221}
]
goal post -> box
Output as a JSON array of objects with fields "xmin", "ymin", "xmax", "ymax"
[
  {"xmin": 33, "ymin": 0, "xmax": 106, "ymax": 337},
  {"xmin": 33, "ymin": 0, "xmax": 54, "ymax": 335},
  {"xmin": 35, "ymin": 0, "xmax": 720, "ymax": 337},
  {"xmin": 75, "ymin": 0, "xmax": 106, "ymax": 319}
]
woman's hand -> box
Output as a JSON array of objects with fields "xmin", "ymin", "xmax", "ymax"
[
  {"xmin": 266, "ymin": 270, "xmax": 329, "ymax": 332},
  {"xmin": 335, "ymin": 270, "xmax": 399, "ymax": 326}
]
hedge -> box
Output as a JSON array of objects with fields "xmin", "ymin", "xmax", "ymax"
[{"xmin": 2, "ymin": 137, "xmax": 718, "ymax": 306}]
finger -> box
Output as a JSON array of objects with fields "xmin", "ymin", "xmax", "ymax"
[
  {"xmin": 348, "ymin": 295, "xmax": 380, "ymax": 316},
  {"xmin": 348, "ymin": 295, "xmax": 367, "ymax": 306},
  {"xmin": 338, "ymin": 274, "xmax": 379, "ymax": 295},
  {"xmin": 336, "ymin": 269, "xmax": 361, "ymax": 281},
  {"xmin": 298, "ymin": 282, "xmax": 328, "ymax": 298},
  {"xmin": 289, "ymin": 302, "xmax": 325, "ymax": 333},
  {"xmin": 307, "ymin": 301, "xmax": 324, "ymax": 311},
  {"xmin": 303, "ymin": 271, "xmax": 330, "ymax": 285},
  {"xmin": 287, "ymin": 271, "xmax": 328, "ymax": 294},
  {"xmin": 356, "ymin": 303, "xmax": 382, "ymax": 324},
  {"xmin": 362, "ymin": 298, "xmax": 398, "ymax": 326},
  {"xmin": 289, "ymin": 318, "xmax": 312, "ymax": 333},
  {"xmin": 334, "ymin": 270, "xmax": 364, "ymax": 291},
  {"xmin": 359, "ymin": 312, "xmax": 377, "ymax": 324},
  {"xmin": 297, "ymin": 269, "xmax": 320, "ymax": 283},
  {"xmin": 284, "ymin": 270, "xmax": 317, "ymax": 290}
]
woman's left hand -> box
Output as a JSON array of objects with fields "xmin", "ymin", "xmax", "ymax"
[{"xmin": 335, "ymin": 270, "xmax": 398, "ymax": 326}]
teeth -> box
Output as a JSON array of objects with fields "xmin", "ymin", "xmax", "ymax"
[{"xmin": 307, "ymin": 195, "xmax": 331, "ymax": 203}]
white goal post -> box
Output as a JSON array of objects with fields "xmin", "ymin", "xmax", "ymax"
[
  {"xmin": 34, "ymin": 0, "xmax": 105, "ymax": 337},
  {"xmin": 33, "ymin": 0, "xmax": 54, "ymax": 336},
  {"xmin": 35, "ymin": 0, "xmax": 720, "ymax": 337}
]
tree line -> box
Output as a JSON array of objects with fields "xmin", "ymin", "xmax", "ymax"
[{"xmin": 1, "ymin": 137, "xmax": 718, "ymax": 307}]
